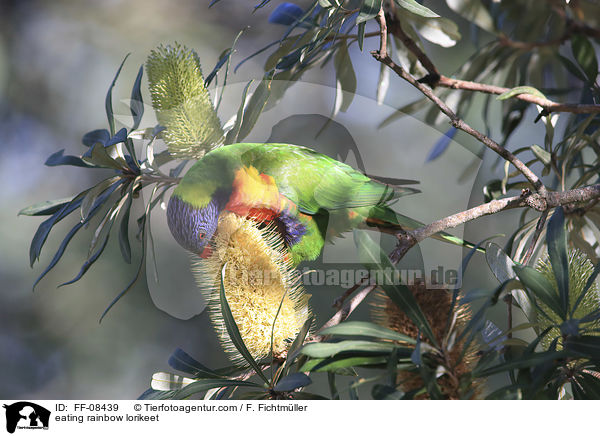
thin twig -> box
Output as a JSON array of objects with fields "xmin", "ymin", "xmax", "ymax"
[
  {"xmin": 384, "ymin": 12, "xmax": 600, "ymax": 115},
  {"xmin": 436, "ymin": 76, "xmax": 600, "ymax": 115},
  {"xmin": 318, "ymin": 284, "xmax": 377, "ymax": 333}
]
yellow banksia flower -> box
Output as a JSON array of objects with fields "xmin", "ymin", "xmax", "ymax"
[
  {"xmin": 192, "ymin": 213, "xmax": 311, "ymax": 365},
  {"xmin": 371, "ymin": 280, "xmax": 480, "ymax": 399},
  {"xmin": 146, "ymin": 43, "xmax": 224, "ymax": 159},
  {"xmin": 535, "ymin": 249, "xmax": 600, "ymax": 349}
]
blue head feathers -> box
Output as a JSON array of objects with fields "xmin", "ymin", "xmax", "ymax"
[{"xmin": 167, "ymin": 195, "xmax": 220, "ymax": 255}]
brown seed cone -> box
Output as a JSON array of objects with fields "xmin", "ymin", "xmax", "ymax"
[{"xmin": 371, "ymin": 280, "xmax": 481, "ymax": 399}]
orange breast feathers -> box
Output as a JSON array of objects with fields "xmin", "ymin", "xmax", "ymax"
[{"xmin": 224, "ymin": 166, "xmax": 292, "ymax": 221}]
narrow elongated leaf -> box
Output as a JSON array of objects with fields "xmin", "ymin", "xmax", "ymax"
[
  {"xmin": 413, "ymin": 16, "xmax": 460, "ymax": 48},
  {"xmin": 269, "ymin": 2, "xmax": 304, "ymax": 25},
  {"xmin": 445, "ymin": 0, "xmax": 495, "ymax": 32},
  {"xmin": 81, "ymin": 177, "xmax": 120, "ymax": 221},
  {"xmin": 118, "ymin": 185, "xmax": 134, "ymax": 264},
  {"xmin": 82, "ymin": 129, "xmax": 110, "ymax": 147},
  {"xmin": 546, "ymin": 207, "xmax": 569, "ymax": 315},
  {"xmin": 318, "ymin": 321, "xmax": 416, "ymax": 343},
  {"xmin": 571, "ymin": 35, "xmax": 598, "ymax": 83},
  {"xmin": 486, "ymin": 242, "xmax": 516, "ymax": 283},
  {"xmin": 45, "ymin": 149, "xmax": 92, "ymax": 168},
  {"xmin": 564, "ymin": 335, "xmax": 600, "ymax": 360},
  {"xmin": 514, "ymin": 265, "xmax": 564, "ymax": 319},
  {"xmin": 530, "ymin": 145, "xmax": 551, "ymax": 166},
  {"xmin": 356, "ymin": 0, "xmax": 382, "ymax": 24},
  {"xmin": 237, "ymin": 73, "xmax": 273, "ymax": 141},
  {"xmin": 220, "ymin": 264, "xmax": 269, "ymax": 384},
  {"xmin": 224, "ymin": 81, "xmax": 253, "ymax": 144},
  {"xmin": 395, "ymin": 0, "xmax": 439, "ymax": 17},
  {"xmin": 357, "ymin": 22, "xmax": 366, "ymax": 51},
  {"xmin": 426, "ymin": 127, "xmax": 457, "ymax": 162},
  {"xmin": 300, "ymin": 356, "xmax": 388, "ymax": 372},
  {"xmin": 273, "ymin": 373, "xmax": 312, "ymax": 392},
  {"xmin": 354, "ymin": 230, "xmax": 437, "ymax": 344},
  {"xmin": 19, "ymin": 197, "xmax": 74, "ymax": 217},
  {"xmin": 130, "ymin": 65, "xmax": 144, "ymax": 131},
  {"xmin": 333, "ymin": 43, "xmax": 356, "ymax": 114},
  {"xmin": 172, "ymin": 379, "xmax": 261, "ymax": 400},
  {"xmin": 497, "ymin": 86, "xmax": 546, "ymax": 101},
  {"xmin": 473, "ymin": 350, "xmax": 568, "ymax": 377},
  {"xmin": 168, "ymin": 348, "xmax": 231, "ymax": 379},
  {"xmin": 151, "ymin": 372, "xmax": 196, "ymax": 391},
  {"xmin": 32, "ymin": 221, "xmax": 84, "ymax": 290},
  {"xmin": 106, "ymin": 54, "xmax": 130, "ymax": 136},
  {"xmin": 301, "ymin": 340, "xmax": 396, "ymax": 358},
  {"xmin": 29, "ymin": 194, "xmax": 86, "ymax": 266}
]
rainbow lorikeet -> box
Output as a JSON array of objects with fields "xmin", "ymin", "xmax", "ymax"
[{"xmin": 167, "ymin": 142, "xmax": 460, "ymax": 264}]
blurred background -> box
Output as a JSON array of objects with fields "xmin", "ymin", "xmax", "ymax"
[{"xmin": 0, "ymin": 0, "xmax": 546, "ymax": 398}]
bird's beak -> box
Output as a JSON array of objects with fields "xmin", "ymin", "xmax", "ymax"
[{"xmin": 199, "ymin": 245, "xmax": 213, "ymax": 259}]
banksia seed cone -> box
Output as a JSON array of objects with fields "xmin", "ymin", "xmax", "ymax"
[
  {"xmin": 146, "ymin": 43, "xmax": 224, "ymax": 159},
  {"xmin": 372, "ymin": 281, "xmax": 479, "ymax": 399},
  {"xmin": 192, "ymin": 213, "xmax": 311, "ymax": 365},
  {"xmin": 535, "ymin": 249, "xmax": 600, "ymax": 349}
]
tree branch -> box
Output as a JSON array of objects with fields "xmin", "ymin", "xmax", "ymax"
[
  {"xmin": 406, "ymin": 184, "xmax": 600, "ymax": 251},
  {"xmin": 372, "ymin": 11, "xmax": 547, "ymax": 195},
  {"xmin": 385, "ymin": 11, "xmax": 600, "ymax": 115}
]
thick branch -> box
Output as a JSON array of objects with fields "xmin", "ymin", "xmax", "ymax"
[{"xmin": 412, "ymin": 184, "xmax": 600, "ymax": 244}]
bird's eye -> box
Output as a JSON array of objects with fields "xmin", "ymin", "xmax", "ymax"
[{"xmin": 198, "ymin": 232, "xmax": 206, "ymax": 239}]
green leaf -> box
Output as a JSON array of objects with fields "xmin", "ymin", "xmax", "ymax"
[
  {"xmin": 558, "ymin": 54, "xmax": 589, "ymax": 83},
  {"xmin": 318, "ymin": 321, "xmax": 416, "ymax": 344},
  {"xmin": 485, "ymin": 242, "xmax": 517, "ymax": 284},
  {"xmin": 546, "ymin": 207, "xmax": 569, "ymax": 316},
  {"xmin": 300, "ymin": 356, "xmax": 388, "ymax": 372},
  {"xmin": 106, "ymin": 54, "xmax": 130, "ymax": 136},
  {"xmin": 172, "ymin": 379, "xmax": 261, "ymax": 400},
  {"xmin": 412, "ymin": 16, "xmax": 460, "ymax": 48},
  {"xmin": 300, "ymin": 340, "xmax": 396, "ymax": 358},
  {"xmin": 224, "ymin": 81, "xmax": 253, "ymax": 144},
  {"xmin": 395, "ymin": 0, "xmax": 439, "ymax": 18},
  {"xmin": 19, "ymin": 197, "xmax": 74, "ymax": 216},
  {"xmin": 168, "ymin": 348, "xmax": 231, "ymax": 379},
  {"xmin": 564, "ymin": 335, "xmax": 600, "ymax": 360},
  {"xmin": 45, "ymin": 149, "xmax": 93, "ymax": 168},
  {"xmin": 497, "ymin": 86, "xmax": 546, "ymax": 101},
  {"xmin": 530, "ymin": 145, "xmax": 552, "ymax": 166},
  {"xmin": 357, "ymin": 22, "xmax": 366, "ymax": 51},
  {"xmin": 81, "ymin": 177, "xmax": 120, "ymax": 221},
  {"xmin": 273, "ymin": 373, "xmax": 312, "ymax": 392},
  {"xmin": 354, "ymin": 230, "xmax": 438, "ymax": 345},
  {"xmin": 82, "ymin": 142, "xmax": 126, "ymax": 170},
  {"xmin": 130, "ymin": 65, "xmax": 144, "ymax": 131},
  {"xmin": 473, "ymin": 350, "xmax": 568, "ymax": 377},
  {"xmin": 571, "ymin": 35, "xmax": 598, "ymax": 83},
  {"xmin": 514, "ymin": 265, "xmax": 565, "ymax": 319},
  {"xmin": 220, "ymin": 264, "xmax": 269, "ymax": 384},
  {"xmin": 356, "ymin": 0, "xmax": 382, "ymax": 24},
  {"xmin": 118, "ymin": 185, "xmax": 134, "ymax": 264},
  {"xmin": 378, "ymin": 97, "xmax": 429, "ymax": 128},
  {"xmin": 445, "ymin": 0, "xmax": 495, "ymax": 32},
  {"xmin": 237, "ymin": 72, "xmax": 274, "ymax": 141},
  {"xmin": 333, "ymin": 43, "xmax": 356, "ymax": 115}
]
